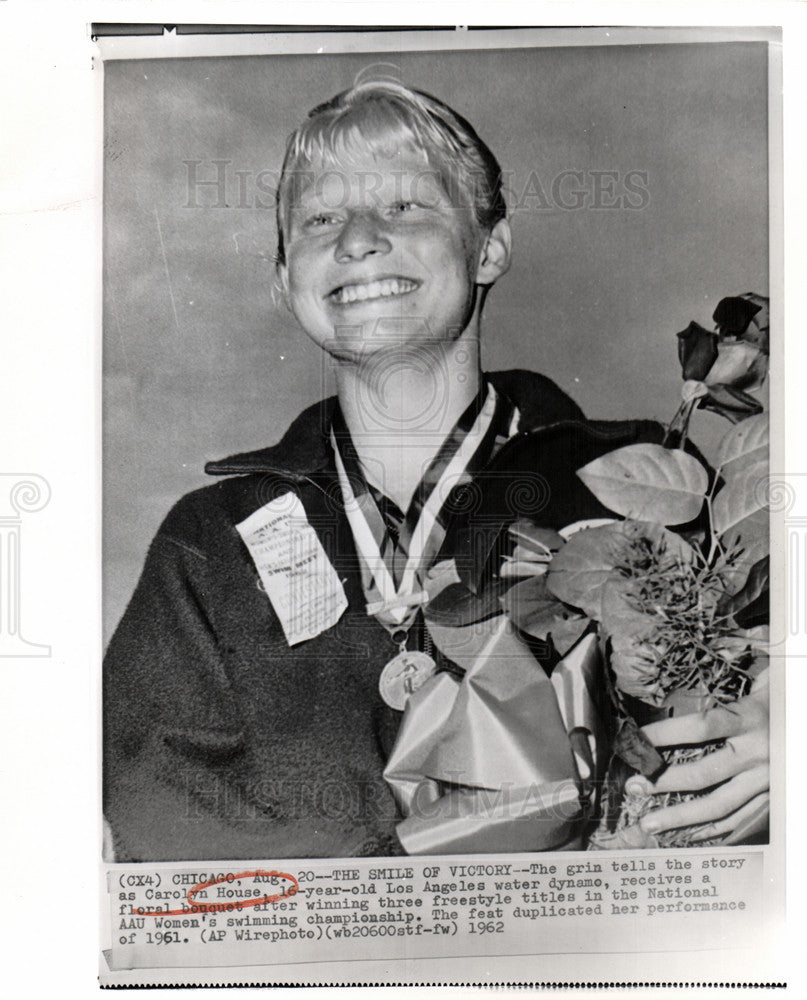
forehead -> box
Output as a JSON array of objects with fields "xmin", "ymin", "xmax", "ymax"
[{"xmin": 286, "ymin": 143, "xmax": 459, "ymax": 211}]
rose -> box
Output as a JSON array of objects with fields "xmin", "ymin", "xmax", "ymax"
[
  {"xmin": 677, "ymin": 295, "xmax": 769, "ymax": 390},
  {"xmin": 713, "ymin": 294, "xmax": 768, "ymax": 352},
  {"xmin": 670, "ymin": 294, "xmax": 769, "ymax": 435},
  {"xmin": 699, "ymin": 382, "xmax": 764, "ymax": 422},
  {"xmin": 677, "ymin": 321, "xmax": 717, "ymax": 381}
]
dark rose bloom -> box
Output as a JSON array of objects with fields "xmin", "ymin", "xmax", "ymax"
[
  {"xmin": 736, "ymin": 293, "xmax": 770, "ymax": 354},
  {"xmin": 677, "ymin": 321, "xmax": 718, "ymax": 381},
  {"xmin": 713, "ymin": 295, "xmax": 762, "ymax": 337}
]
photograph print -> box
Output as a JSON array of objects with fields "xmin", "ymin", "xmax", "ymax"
[{"xmin": 102, "ymin": 32, "xmax": 772, "ymax": 863}]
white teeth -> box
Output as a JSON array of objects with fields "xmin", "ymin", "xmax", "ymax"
[{"xmin": 332, "ymin": 278, "xmax": 417, "ymax": 304}]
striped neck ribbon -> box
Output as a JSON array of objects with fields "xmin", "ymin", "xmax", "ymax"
[{"xmin": 331, "ymin": 381, "xmax": 519, "ymax": 628}]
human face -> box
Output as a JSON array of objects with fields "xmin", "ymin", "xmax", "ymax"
[{"xmin": 278, "ymin": 146, "xmax": 487, "ymax": 360}]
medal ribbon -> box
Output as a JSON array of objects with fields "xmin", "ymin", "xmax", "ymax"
[{"xmin": 331, "ymin": 383, "xmax": 518, "ymax": 626}]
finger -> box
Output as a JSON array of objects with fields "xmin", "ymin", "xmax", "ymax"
[
  {"xmin": 687, "ymin": 793, "xmax": 769, "ymax": 842},
  {"xmin": 642, "ymin": 703, "xmax": 747, "ymax": 748},
  {"xmin": 648, "ymin": 736, "xmax": 759, "ymax": 793},
  {"xmin": 640, "ymin": 765, "xmax": 769, "ymax": 834}
]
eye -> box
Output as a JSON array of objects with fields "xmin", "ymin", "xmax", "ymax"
[
  {"xmin": 387, "ymin": 201, "xmax": 417, "ymax": 217},
  {"xmin": 305, "ymin": 213, "xmax": 340, "ymax": 230}
]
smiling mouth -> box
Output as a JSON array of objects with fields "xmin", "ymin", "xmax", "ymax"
[{"xmin": 328, "ymin": 277, "xmax": 419, "ymax": 305}]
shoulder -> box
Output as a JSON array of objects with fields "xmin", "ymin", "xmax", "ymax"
[
  {"xmin": 488, "ymin": 368, "xmax": 665, "ymax": 444},
  {"xmin": 154, "ymin": 474, "xmax": 291, "ymax": 558},
  {"xmin": 487, "ymin": 369, "xmax": 585, "ymax": 427},
  {"xmin": 204, "ymin": 397, "xmax": 333, "ymax": 477}
]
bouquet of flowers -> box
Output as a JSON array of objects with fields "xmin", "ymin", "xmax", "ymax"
[
  {"xmin": 542, "ymin": 292, "xmax": 771, "ymax": 848},
  {"xmin": 383, "ymin": 293, "xmax": 769, "ymax": 853}
]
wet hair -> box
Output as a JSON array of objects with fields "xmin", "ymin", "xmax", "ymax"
[{"xmin": 275, "ymin": 81, "xmax": 507, "ymax": 266}]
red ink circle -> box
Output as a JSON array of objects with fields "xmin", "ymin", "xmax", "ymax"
[{"xmin": 133, "ymin": 869, "xmax": 299, "ymax": 918}]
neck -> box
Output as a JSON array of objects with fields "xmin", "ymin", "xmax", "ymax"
[{"xmin": 335, "ymin": 327, "xmax": 482, "ymax": 510}]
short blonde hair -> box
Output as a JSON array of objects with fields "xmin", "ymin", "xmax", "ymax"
[{"xmin": 275, "ymin": 81, "xmax": 506, "ymax": 266}]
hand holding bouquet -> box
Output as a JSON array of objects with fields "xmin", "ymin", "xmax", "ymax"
[
  {"xmin": 383, "ymin": 293, "xmax": 770, "ymax": 853},
  {"xmin": 540, "ymin": 293, "xmax": 770, "ymax": 848}
]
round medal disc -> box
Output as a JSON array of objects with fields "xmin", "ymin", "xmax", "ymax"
[{"xmin": 378, "ymin": 650, "xmax": 437, "ymax": 711}]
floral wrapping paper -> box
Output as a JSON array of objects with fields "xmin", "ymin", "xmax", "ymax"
[{"xmin": 384, "ymin": 617, "xmax": 606, "ymax": 854}]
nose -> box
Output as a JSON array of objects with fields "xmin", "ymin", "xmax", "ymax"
[{"xmin": 334, "ymin": 211, "xmax": 392, "ymax": 262}]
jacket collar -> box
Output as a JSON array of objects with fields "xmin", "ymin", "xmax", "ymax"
[{"xmin": 204, "ymin": 369, "xmax": 586, "ymax": 478}]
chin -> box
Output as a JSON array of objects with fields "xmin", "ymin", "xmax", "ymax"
[{"xmin": 361, "ymin": 316, "xmax": 467, "ymax": 345}]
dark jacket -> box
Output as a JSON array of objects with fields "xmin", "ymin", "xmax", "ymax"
[{"xmin": 104, "ymin": 370, "xmax": 662, "ymax": 861}]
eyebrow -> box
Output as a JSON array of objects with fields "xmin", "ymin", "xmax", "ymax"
[{"xmin": 296, "ymin": 169, "xmax": 451, "ymax": 207}]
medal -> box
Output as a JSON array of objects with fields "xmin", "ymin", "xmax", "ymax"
[
  {"xmin": 379, "ymin": 647, "xmax": 437, "ymax": 711},
  {"xmin": 330, "ymin": 384, "xmax": 515, "ymax": 711}
]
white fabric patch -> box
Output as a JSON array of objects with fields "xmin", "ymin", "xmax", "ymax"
[{"xmin": 236, "ymin": 493, "xmax": 348, "ymax": 646}]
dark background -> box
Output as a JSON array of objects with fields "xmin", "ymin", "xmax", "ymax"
[{"xmin": 103, "ymin": 40, "xmax": 769, "ymax": 641}]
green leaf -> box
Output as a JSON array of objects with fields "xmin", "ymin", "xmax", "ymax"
[
  {"xmin": 717, "ymin": 556, "xmax": 768, "ymax": 621},
  {"xmin": 712, "ymin": 462, "xmax": 768, "ymax": 596},
  {"xmin": 712, "ymin": 459, "xmax": 768, "ymax": 537},
  {"xmin": 547, "ymin": 616, "xmax": 592, "ymax": 656},
  {"xmin": 499, "ymin": 576, "xmax": 589, "ymax": 654},
  {"xmin": 600, "ymin": 580, "xmax": 666, "ymax": 706},
  {"xmin": 609, "ymin": 634, "xmax": 665, "ymax": 705},
  {"xmin": 545, "ymin": 523, "xmax": 625, "ymax": 617},
  {"xmin": 613, "ymin": 716, "xmax": 666, "ymax": 778},
  {"xmin": 577, "ymin": 443, "xmax": 709, "ymax": 525},
  {"xmin": 599, "ymin": 574, "xmax": 658, "ymax": 640},
  {"xmin": 715, "ymin": 412, "xmax": 769, "ymax": 482},
  {"xmin": 732, "ymin": 627, "xmax": 770, "ymax": 681},
  {"xmin": 720, "ymin": 508, "xmax": 769, "ymax": 582},
  {"xmin": 546, "ymin": 520, "xmax": 695, "ymax": 619}
]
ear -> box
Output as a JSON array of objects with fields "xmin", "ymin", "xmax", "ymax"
[{"xmin": 475, "ymin": 218, "xmax": 512, "ymax": 286}]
